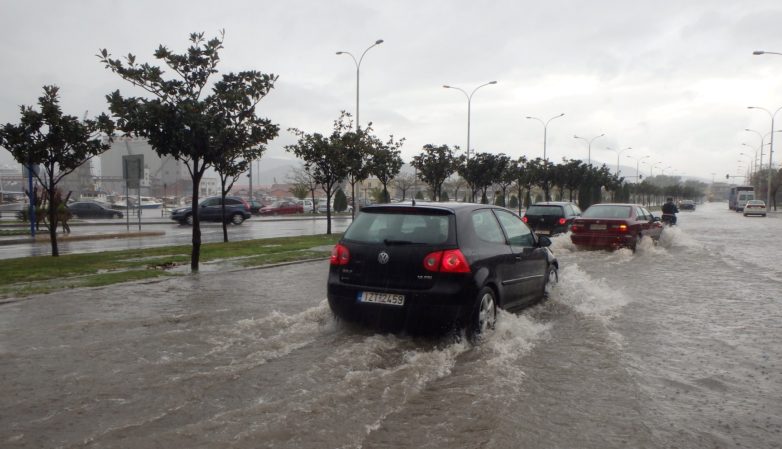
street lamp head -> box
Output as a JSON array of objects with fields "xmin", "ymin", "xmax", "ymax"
[
  {"xmin": 488, "ymin": 81, "xmax": 498, "ymax": 84},
  {"xmin": 753, "ymin": 50, "xmax": 765, "ymax": 55},
  {"xmin": 375, "ymin": 39, "xmax": 384, "ymax": 45},
  {"xmin": 525, "ymin": 116, "xmax": 534, "ymax": 120},
  {"xmin": 557, "ymin": 113, "xmax": 565, "ymax": 118},
  {"xmin": 443, "ymin": 85, "xmax": 451, "ymax": 88},
  {"xmin": 336, "ymin": 51, "xmax": 344, "ymax": 55}
]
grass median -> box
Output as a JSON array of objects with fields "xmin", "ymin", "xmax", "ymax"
[{"xmin": 0, "ymin": 234, "xmax": 341, "ymax": 299}]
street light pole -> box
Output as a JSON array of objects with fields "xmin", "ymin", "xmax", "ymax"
[
  {"xmin": 336, "ymin": 39, "xmax": 384, "ymax": 131},
  {"xmin": 526, "ymin": 113, "xmax": 565, "ymax": 162},
  {"xmin": 627, "ymin": 154, "xmax": 650, "ymax": 183},
  {"xmin": 748, "ymin": 105, "xmax": 782, "ymax": 210},
  {"xmin": 574, "ymin": 133, "xmax": 605, "ymax": 165},
  {"xmin": 606, "ymin": 146, "xmax": 632, "ymax": 176},
  {"xmin": 443, "ymin": 81, "xmax": 498, "ymax": 159}
]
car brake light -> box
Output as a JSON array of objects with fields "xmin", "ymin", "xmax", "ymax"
[
  {"xmin": 558, "ymin": 218, "xmax": 567, "ymax": 225},
  {"xmin": 423, "ymin": 249, "xmax": 470, "ymax": 273},
  {"xmin": 522, "ymin": 216, "xmax": 528, "ymax": 223},
  {"xmin": 330, "ymin": 243, "xmax": 350, "ymax": 265},
  {"xmin": 618, "ymin": 224, "xmax": 628, "ymax": 232},
  {"xmin": 571, "ymin": 224, "xmax": 581, "ymax": 232}
]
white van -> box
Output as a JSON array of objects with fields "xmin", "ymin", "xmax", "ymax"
[{"xmin": 296, "ymin": 199, "xmax": 316, "ymax": 212}]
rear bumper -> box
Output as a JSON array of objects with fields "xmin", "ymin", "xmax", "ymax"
[
  {"xmin": 571, "ymin": 232, "xmax": 635, "ymax": 249},
  {"xmin": 327, "ymin": 275, "xmax": 477, "ymax": 334}
]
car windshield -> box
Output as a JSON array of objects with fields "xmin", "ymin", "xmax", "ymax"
[
  {"xmin": 526, "ymin": 205, "xmax": 564, "ymax": 216},
  {"xmin": 582, "ymin": 205, "xmax": 632, "ymax": 218},
  {"xmin": 269, "ymin": 201, "xmax": 282, "ymax": 208},
  {"xmin": 344, "ymin": 210, "xmax": 452, "ymax": 245}
]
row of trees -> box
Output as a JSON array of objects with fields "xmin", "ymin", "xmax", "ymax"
[
  {"xmin": 1, "ymin": 32, "xmax": 279, "ymax": 269},
  {"xmin": 748, "ymin": 168, "xmax": 782, "ymax": 210}
]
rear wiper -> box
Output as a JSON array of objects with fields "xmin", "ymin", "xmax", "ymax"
[{"xmin": 383, "ymin": 239, "xmax": 419, "ymax": 245}]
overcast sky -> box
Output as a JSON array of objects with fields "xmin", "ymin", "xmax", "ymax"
[{"xmin": 2, "ymin": 0, "xmax": 782, "ymax": 181}]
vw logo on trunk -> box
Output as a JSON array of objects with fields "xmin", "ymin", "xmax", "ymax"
[{"xmin": 377, "ymin": 251, "xmax": 390, "ymax": 264}]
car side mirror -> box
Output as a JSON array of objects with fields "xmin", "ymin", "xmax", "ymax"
[{"xmin": 538, "ymin": 235, "xmax": 552, "ymax": 247}]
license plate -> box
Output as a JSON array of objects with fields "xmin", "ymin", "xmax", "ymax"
[
  {"xmin": 536, "ymin": 230, "xmax": 551, "ymax": 235},
  {"xmin": 358, "ymin": 291, "xmax": 405, "ymax": 306},
  {"xmin": 590, "ymin": 224, "xmax": 607, "ymax": 230}
]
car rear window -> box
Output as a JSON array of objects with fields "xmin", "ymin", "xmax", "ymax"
[
  {"xmin": 344, "ymin": 209, "xmax": 452, "ymax": 244},
  {"xmin": 582, "ymin": 205, "xmax": 632, "ymax": 218},
  {"xmin": 526, "ymin": 205, "xmax": 564, "ymax": 216}
]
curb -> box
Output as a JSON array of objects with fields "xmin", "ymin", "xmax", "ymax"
[{"xmin": 0, "ymin": 231, "xmax": 165, "ymax": 246}]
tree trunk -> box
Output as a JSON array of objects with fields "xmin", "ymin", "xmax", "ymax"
[
  {"xmin": 47, "ymin": 185, "xmax": 59, "ymax": 257},
  {"xmin": 191, "ymin": 171, "xmax": 202, "ymax": 271}
]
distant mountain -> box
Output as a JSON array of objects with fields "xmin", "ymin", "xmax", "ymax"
[{"xmin": 247, "ymin": 157, "xmax": 302, "ymax": 185}]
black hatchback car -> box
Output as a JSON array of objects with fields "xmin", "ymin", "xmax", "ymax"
[
  {"xmin": 522, "ymin": 201, "xmax": 581, "ymax": 235},
  {"xmin": 327, "ymin": 202, "xmax": 558, "ymax": 337},
  {"xmin": 170, "ymin": 196, "xmax": 251, "ymax": 225}
]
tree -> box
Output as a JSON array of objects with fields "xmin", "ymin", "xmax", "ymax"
[
  {"xmin": 0, "ymin": 85, "xmax": 113, "ymax": 256},
  {"xmin": 286, "ymin": 115, "xmax": 351, "ymax": 234},
  {"xmin": 335, "ymin": 112, "xmax": 372, "ymax": 217},
  {"xmin": 289, "ymin": 166, "xmax": 319, "ymax": 212},
  {"xmin": 210, "ymin": 73, "xmax": 279, "ymax": 242},
  {"xmin": 494, "ymin": 154, "xmax": 514, "ymax": 207},
  {"xmin": 333, "ymin": 188, "xmax": 348, "ymax": 212},
  {"xmin": 392, "ymin": 172, "xmax": 415, "ymax": 201},
  {"xmin": 100, "ymin": 31, "xmax": 278, "ymax": 270},
  {"xmin": 368, "ymin": 134, "xmax": 404, "ymax": 203},
  {"xmin": 411, "ymin": 144, "xmax": 458, "ymax": 202}
]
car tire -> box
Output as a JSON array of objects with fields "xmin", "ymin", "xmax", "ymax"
[
  {"xmin": 543, "ymin": 264, "xmax": 558, "ymax": 299},
  {"xmin": 631, "ymin": 234, "xmax": 642, "ymax": 252},
  {"xmin": 230, "ymin": 213, "xmax": 245, "ymax": 225},
  {"xmin": 185, "ymin": 214, "xmax": 194, "ymax": 225},
  {"xmin": 468, "ymin": 287, "xmax": 497, "ymax": 341}
]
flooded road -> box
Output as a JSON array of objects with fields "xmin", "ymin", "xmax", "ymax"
[{"xmin": 1, "ymin": 202, "xmax": 780, "ymax": 448}]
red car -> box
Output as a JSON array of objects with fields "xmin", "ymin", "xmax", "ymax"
[
  {"xmin": 570, "ymin": 203, "xmax": 663, "ymax": 251},
  {"xmin": 258, "ymin": 201, "xmax": 304, "ymax": 216}
]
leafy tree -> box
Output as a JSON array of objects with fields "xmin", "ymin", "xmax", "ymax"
[
  {"xmin": 415, "ymin": 190, "xmax": 425, "ymax": 200},
  {"xmin": 512, "ymin": 156, "xmax": 529, "ymax": 214},
  {"xmin": 525, "ymin": 158, "xmax": 553, "ymax": 201},
  {"xmin": 286, "ymin": 114, "xmax": 351, "ymax": 234},
  {"xmin": 333, "ymin": 188, "xmax": 348, "ymax": 212},
  {"xmin": 0, "ymin": 85, "xmax": 113, "ymax": 256},
  {"xmin": 457, "ymin": 152, "xmax": 497, "ymax": 202},
  {"xmin": 99, "ymin": 31, "xmax": 278, "ymax": 270},
  {"xmin": 289, "ymin": 180, "xmax": 310, "ymax": 200},
  {"xmin": 509, "ymin": 195, "xmax": 519, "ymax": 209},
  {"xmin": 494, "ymin": 154, "xmax": 514, "ymax": 207},
  {"xmin": 411, "ymin": 144, "xmax": 458, "ymax": 202},
  {"xmin": 335, "ymin": 112, "xmax": 372, "ymax": 217},
  {"xmin": 368, "ymin": 134, "xmax": 404, "ymax": 203},
  {"xmin": 440, "ymin": 191, "xmax": 450, "ymax": 202}
]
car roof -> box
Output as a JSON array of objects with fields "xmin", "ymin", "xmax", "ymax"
[
  {"xmin": 361, "ymin": 201, "xmax": 511, "ymax": 214},
  {"xmin": 531, "ymin": 201, "xmax": 574, "ymax": 206}
]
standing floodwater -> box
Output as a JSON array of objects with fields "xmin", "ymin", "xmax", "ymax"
[{"xmin": 1, "ymin": 202, "xmax": 780, "ymax": 448}]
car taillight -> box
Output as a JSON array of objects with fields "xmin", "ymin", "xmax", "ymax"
[
  {"xmin": 423, "ymin": 249, "xmax": 470, "ymax": 273},
  {"xmin": 522, "ymin": 216, "xmax": 528, "ymax": 223},
  {"xmin": 617, "ymin": 224, "xmax": 628, "ymax": 232},
  {"xmin": 571, "ymin": 224, "xmax": 581, "ymax": 232},
  {"xmin": 330, "ymin": 244, "xmax": 350, "ymax": 265},
  {"xmin": 558, "ymin": 218, "xmax": 567, "ymax": 225}
]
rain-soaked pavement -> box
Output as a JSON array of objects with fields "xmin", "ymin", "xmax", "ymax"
[{"xmin": 1, "ymin": 202, "xmax": 780, "ymax": 448}]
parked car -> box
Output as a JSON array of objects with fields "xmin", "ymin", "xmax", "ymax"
[
  {"xmin": 678, "ymin": 199, "xmax": 696, "ymax": 211},
  {"xmin": 570, "ymin": 203, "xmax": 663, "ymax": 251},
  {"xmin": 317, "ymin": 201, "xmax": 352, "ymax": 214},
  {"xmin": 522, "ymin": 201, "xmax": 581, "ymax": 235},
  {"xmin": 248, "ymin": 199, "xmax": 265, "ymax": 214},
  {"xmin": 259, "ymin": 201, "xmax": 304, "ymax": 216},
  {"xmin": 327, "ymin": 203, "xmax": 558, "ymax": 337},
  {"xmin": 743, "ymin": 200, "xmax": 767, "ymax": 217},
  {"xmin": 296, "ymin": 198, "xmax": 316, "ymax": 213},
  {"xmin": 67, "ymin": 201, "xmax": 124, "ymax": 219},
  {"xmin": 170, "ymin": 196, "xmax": 251, "ymax": 225}
]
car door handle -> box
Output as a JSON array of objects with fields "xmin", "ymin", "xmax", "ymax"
[{"xmin": 515, "ymin": 255, "xmax": 522, "ymax": 261}]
